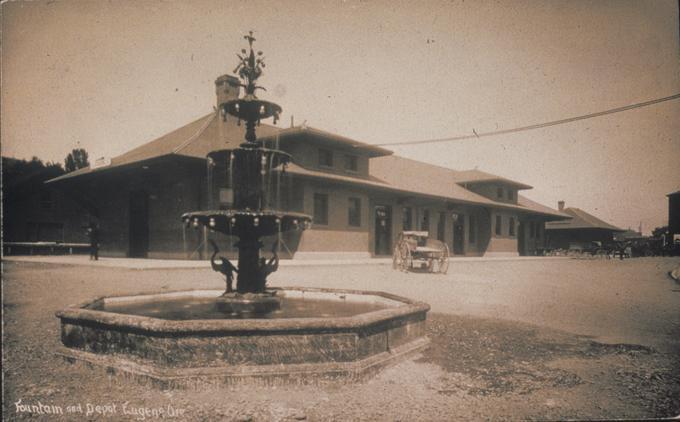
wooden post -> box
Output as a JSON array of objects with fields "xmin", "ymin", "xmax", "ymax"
[{"xmin": 203, "ymin": 226, "xmax": 208, "ymax": 260}]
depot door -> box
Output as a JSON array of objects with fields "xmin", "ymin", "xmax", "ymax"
[
  {"xmin": 129, "ymin": 190, "xmax": 149, "ymax": 258},
  {"xmin": 518, "ymin": 221, "xmax": 526, "ymax": 256},
  {"xmin": 374, "ymin": 205, "xmax": 392, "ymax": 255},
  {"xmin": 452, "ymin": 214, "xmax": 465, "ymax": 255}
]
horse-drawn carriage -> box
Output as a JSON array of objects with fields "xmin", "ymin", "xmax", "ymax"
[{"xmin": 392, "ymin": 231, "xmax": 450, "ymax": 273}]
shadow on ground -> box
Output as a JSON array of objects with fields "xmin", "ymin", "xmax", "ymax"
[{"xmin": 420, "ymin": 312, "xmax": 680, "ymax": 418}]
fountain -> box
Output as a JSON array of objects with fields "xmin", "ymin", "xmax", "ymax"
[
  {"xmin": 56, "ymin": 33, "xmax": 430, "ymax": 387},
  {"xmin": 181, "ymin": 31, "xmax": 312, "ymax": 314}
]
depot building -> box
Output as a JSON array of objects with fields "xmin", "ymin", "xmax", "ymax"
[{"xmin": 48, "ymin": 74, "xmax": 569, "ymax": 260}]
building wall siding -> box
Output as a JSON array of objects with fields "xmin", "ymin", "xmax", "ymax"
[
  {"xmin": 298, "ymin": 230, "xmax": 369, "ymax": 252},
  {"xmin": 486, "ymin": 210, "xmax": 519, "ymax": 256},
  {"xmin": 57, "ymin": 154, "xmax": 554, "ymax": 259},
  {"xmin": 517, "ymin": 218, "xmax": 547, "ymax": 255}
]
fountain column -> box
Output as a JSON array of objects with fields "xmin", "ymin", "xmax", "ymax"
[{"xmin": 183, "ymin": 31, "xmax": 309, "ymax": 306}]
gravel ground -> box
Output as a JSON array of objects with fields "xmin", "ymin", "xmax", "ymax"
[{"xmin": 3, "ymin": 257, "xmax": 680, "ymax": 420}]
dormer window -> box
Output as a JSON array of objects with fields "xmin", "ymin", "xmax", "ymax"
[
  {"xmin": 508, "ymin": 189, "xmax": 515, "ymax": 201},
  {"xmin": 318, "ymin": 149, "xmax": 333, "ymax": 168},
  {"xmin": 496, "ymin": 187, "xmax": 503, "ymax": 199},
  {"xmin": 344, "ymin": 154, "xmax": 358, "ymax": 172}
]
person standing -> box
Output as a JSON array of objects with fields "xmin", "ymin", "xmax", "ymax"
[{"xmin": 87, "ymin": 223, "xmax": 99, "ymax": 261}]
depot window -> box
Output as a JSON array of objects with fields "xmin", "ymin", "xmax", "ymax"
[
  {"xmin": 314, "ymin": 193, "xmax": 329, "ymax": 225},
  {"xmin": 421, "ymin": 209, "xmax": 430, "ymax": 231},
  {"xmin": 403, "ymin": 207, "xmax": 413, "ymax": 230},
  {"xmin": 469, "ymin": 214, "xmax": 477, "ymax": 243},
  {"xmin": 348, "ymin": 197, "xmax": 361, "ymax": 227}
]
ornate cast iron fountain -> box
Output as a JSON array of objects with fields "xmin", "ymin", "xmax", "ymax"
[
  {"xmin": 56, "ymin": 33, "xmax": 430, "ymax": 386},
  {"xmin": 182, "ymin": 32, "xmax": 311, "ymax": 312}
]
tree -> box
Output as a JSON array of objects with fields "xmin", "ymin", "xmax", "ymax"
[
  {"xmin": 652, "ymin": 226, "xmax": 668, "ymax": 238},
  {"xmin": 64, "ymin": 148, "xmax": 89, "ymax": 172},
  {"xmin": 2, "ymin": 156, "xmax": 65, "ymax": 199}
]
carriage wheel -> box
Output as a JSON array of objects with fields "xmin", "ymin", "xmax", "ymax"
[
  {"xmin": 401, "ymin": 247, "xmax": 413, "ymax": 272},
  {"xmin": 426, "ymin": 258, "xmax": 435, "ymax": 273},
  {"xmin": 438, "ymin": 243, "xmax": 450, "ymax": 274},
  {"xmin": 392, "ymin": 246, "xmax": 401, "ymax": 270}
]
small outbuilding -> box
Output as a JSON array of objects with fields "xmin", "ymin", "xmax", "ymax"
[
  {"xmin": 545, "ymin": 201, "xmax": 624, "ymax": 250},
  {"xmin": 668, "ymin": 190, "xmax": 680, "ymax": 239}
]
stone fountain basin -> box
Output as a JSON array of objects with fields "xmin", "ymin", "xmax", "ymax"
[{"xmin": 55, "ymin": 287, "xmax": 430, "ymax": 387}]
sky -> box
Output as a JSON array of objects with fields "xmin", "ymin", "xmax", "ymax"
[{"xmin": 2, "ymin": 0, "xmax": 679, "ymax": 233}]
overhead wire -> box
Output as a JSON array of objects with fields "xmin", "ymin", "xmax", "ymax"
[{"xmin": 373, "ymin": 93, "xmax": 680, "ymax": 147}]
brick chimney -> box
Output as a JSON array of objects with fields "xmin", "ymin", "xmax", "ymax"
[
  {"xmin": 215, "ymin": 74, "xmax": 240, "ymax": 107},
  {"xmin": 558, "ymin": 200, "xmax": 565, "ymax": 211}
]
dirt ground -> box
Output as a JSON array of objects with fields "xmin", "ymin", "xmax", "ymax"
[{"xmin": 3, "ymin": 257, "xmax": 680, "ymax": 421}]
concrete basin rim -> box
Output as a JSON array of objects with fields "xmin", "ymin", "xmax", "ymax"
[
  {"xmin": 56, "ymin": 287, "xmax": 430, "ymax": 335},
  {"xmin": 57, "ymin": 286, "xmax": 426, "ymax": 308}
]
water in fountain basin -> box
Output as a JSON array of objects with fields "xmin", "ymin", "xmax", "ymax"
[{"xmin": 93, "ymin": 296, "xmax": 389, "ymax": 320}]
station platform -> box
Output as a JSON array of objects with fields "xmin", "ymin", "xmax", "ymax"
[{"xmin": 2, "ymin": 254, "xmax": 567, "ymax": 270}]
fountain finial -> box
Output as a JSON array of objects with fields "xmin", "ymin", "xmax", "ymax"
[
  {"xmin": 233, "ymin": 30, "xmax": 266, "ymax": 97},
  {"xmin": 223, "ymin": 31, "xmax": 281, "ymax": 144},
  {"xmin": 244, "ymin": 30, "xmax": 256, "ymax": 47}
]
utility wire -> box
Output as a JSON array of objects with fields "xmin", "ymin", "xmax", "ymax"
[{"xmin": 374, "ymin": 93, "xmax": 680, "ymax": 147}]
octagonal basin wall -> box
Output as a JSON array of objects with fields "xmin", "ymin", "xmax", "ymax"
[{"xmin": 56, "ymin": 288, "xmax": 430, "ymax": 370}]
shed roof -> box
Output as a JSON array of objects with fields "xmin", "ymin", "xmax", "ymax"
[{"xmin": 545, "ymin": 207, "xmax": 623, "ymax": 231}]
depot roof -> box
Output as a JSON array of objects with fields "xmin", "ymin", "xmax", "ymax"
[{"xmin": 46, "ymin": 110, "xmax": 567, "ymax": 220}]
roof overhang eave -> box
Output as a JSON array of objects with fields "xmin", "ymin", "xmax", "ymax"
[
  {"xmin": 45, "ymin": 154, "xmax": 205, "ymax": 184},
  {"xmin": 457, "ymin": 179, "xmax": 533, "ymax": 190},
  {"xmin": 287, "ymin": 168, "xmax": 567, "ymax": 218}
]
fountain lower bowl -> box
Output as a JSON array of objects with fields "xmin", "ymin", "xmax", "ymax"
[
  {"xmin": 182, "ymin": 209, "xmax": 312, "ymax": 236},
  {"xmin": 55, "ymin": 287, "xmax": 430, "ymax": 388}
]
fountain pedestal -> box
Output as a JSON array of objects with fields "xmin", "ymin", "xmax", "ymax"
[
  {"xmin": 181, "ymin": 33, "xmax": 312, "ymax": 308},
  {"xmin": 216, "ymin": 291, "xmax": 281, "ymax": 314}
]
